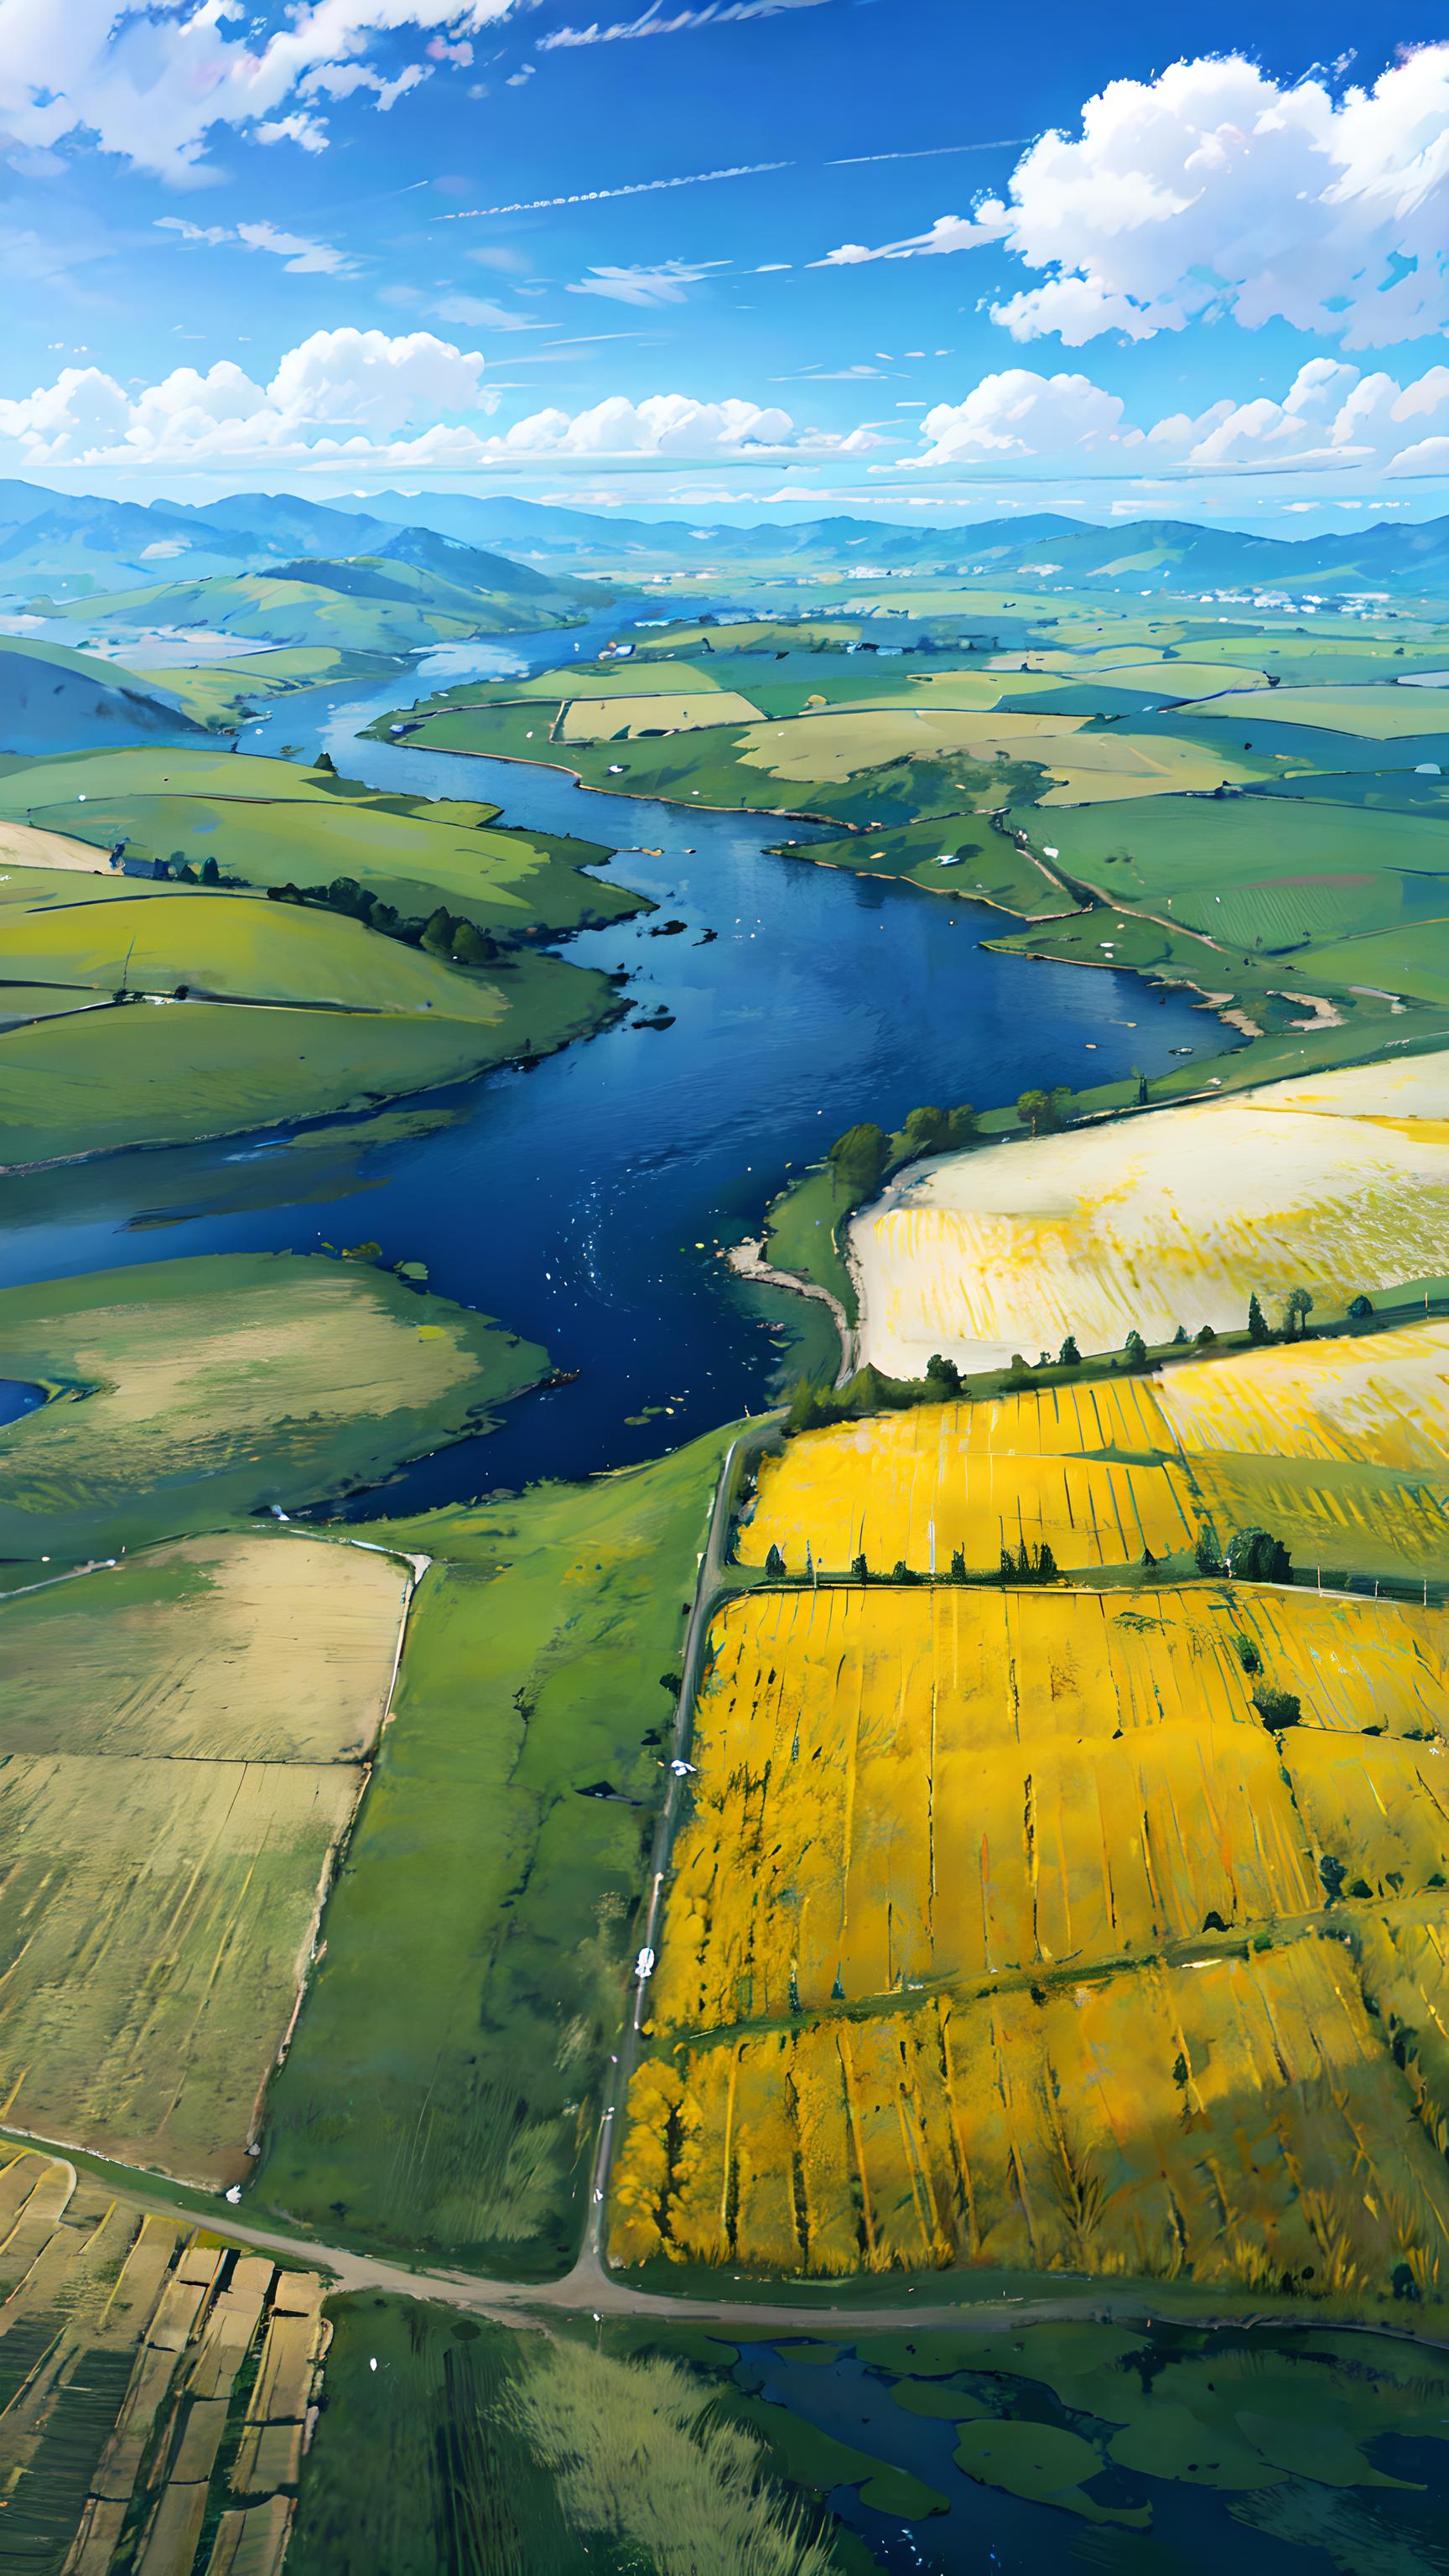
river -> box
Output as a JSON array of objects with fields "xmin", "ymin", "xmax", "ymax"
[{"xmin": 0, "ymin": 605, "xmax": 1233, "ymax": 1504}]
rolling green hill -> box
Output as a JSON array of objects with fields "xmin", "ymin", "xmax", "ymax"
[
  {"xmin": 0, "ymin": 635, "xmax": 206, "ymax": 754},
  {"xmin": 33, "ymin": 548, "xmax": 602, "ymax": 653}
]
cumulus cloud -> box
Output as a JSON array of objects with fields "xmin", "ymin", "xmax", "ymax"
[
  {"xmin": 0, "ymin": 336, "xmax": 869, "ymax": 475},
  {"xmin": 819, "ymin": 47, "xmax": 1449, "ymax": 349},
  {"xmin": 566, "ymin": 259, "xmax": 726, "ymax": 306},
  {"xmin": 0, "ymin": 0, "xmax": 518, "ymax": 182},
  {"xmin": 156, "ymin": 215, "xmax": 356, "ymax": 274},
  {"xmin": 896, "ymin": 356, "xmax": 1449, "ymax": 477},
  {"xmin": 911, "ymin": 370, "xmax": 1137, "ymax": 465}
]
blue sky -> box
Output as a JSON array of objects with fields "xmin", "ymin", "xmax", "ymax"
[{"xmin": 3, "ymin": 0, "xmax": 1448, "ymax": 527}]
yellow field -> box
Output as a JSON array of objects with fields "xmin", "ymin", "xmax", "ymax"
[
  {"xmin": 739, "ymin": 1405, "xmax": 1196, "ymax": 1571},
  {"xmin": 1153, "ymin": 1316, "xmax": 1449, "ymax": 1473},
  {"xmin": 614, "ymin": 1568, "xmax": 1449, "ymax": 2284},
  {"xmin": 0, "ymin": 2148, "xmax": 328, "ymax": 2574},
  {"xmin": 852, "ymin": 1052, "xmax": 1449, "ymax": 1375},
  {"xmin": 557, "ymin": 689, "xmax": 761, "ymax": 741},
  {"xmin": 613, "ymin": 1939, "xmax": 1449, "ymax": 2289},
  {"xmin": 650, "ymin": 1585, "xmax": 1449, "ymax": 2042}
]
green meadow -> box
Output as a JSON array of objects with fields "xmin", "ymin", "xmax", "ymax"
[
  {"xmin": 0, "ymin": 1251, "xmax": 543, "ymax": 1560},
  {"xmin": 254, "ymin": 1428, "xmax": 734, "ymax": 2277}
]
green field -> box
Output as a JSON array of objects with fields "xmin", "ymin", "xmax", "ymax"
[
  {"xmin": 0, "ymin": 748, "xmax": 634, "ymax": 1157},
  {"xmin": 38, "ymin": 551, "xmax": 595, "ymax": 655},
  {"xmin": 0, "ymin": 1251, "xmax": 544, "ymax": 1560},
  {"xmin": 254, "ymin": 1428, "xmax": 733, "ymax": 2275},
  {"xmin": 0, "ymin": 745, "xmax": 638, "ymax": 937},
  {"xmin": 135, "ymin": 642, "xmax": 402, "ymax": 730}
]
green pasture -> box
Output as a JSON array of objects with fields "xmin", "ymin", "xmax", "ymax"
[
  {"xmin": 0, "ymin": 744, "xmax": 637, "ymax": 937},
  {"xmin": 0, "ymin": 1251, "xmax": 543, "ymax": 1561},
  {"xmin": 254, "ymin": 1426, "xmax": 735, "ymax": 2276},
  {"xmin": 138, "ymin": 643, "xmax": 401, "ymax": 729}
]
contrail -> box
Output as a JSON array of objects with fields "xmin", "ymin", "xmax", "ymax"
[
  {"xmin": 830, "ymin": 138, "xmax": 1027, "ymax": 167},
  {"xmin": 440, "ymin": 159, "xmax": 791, "ymax": 219}
]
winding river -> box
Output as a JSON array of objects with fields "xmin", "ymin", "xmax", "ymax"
[{"xmin": 0, "ymin": 605, "xmax": 1233, "ymax": 1504}]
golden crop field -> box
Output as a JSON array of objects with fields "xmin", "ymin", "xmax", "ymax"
[
  {"xmin": 557, "ymin": 689, "xmax": 762, "ymax": 741},
  {"xmin": 1153, "ymin": 1316, "xmax": 1449, "ymax": 1474},
  {"xmin": 0, "ymin": 1532, "xmax": 413, "ymax": 2181},
  {"xmin": 739, "ymin": 1404, "xmax": 1195, "ymax": 1571},
  {"xmin": 613, "ymin": 1939, "xmax": 1449, "ymax": 2292},
  {"xmin": 852, "ymin": 1053, "xmax": 1449, "ymax": 1375},
  {"xmin": 0, "ymin": 2148, "xmax": 328, "ymax": 2576},
  {"xmin": 615, "ymin": 1572, "xmax": 1449, "ymax": 2286},
  {"xmin": 648, "ymin": 1586, "xmax": 1449, "ymax": 2043}
]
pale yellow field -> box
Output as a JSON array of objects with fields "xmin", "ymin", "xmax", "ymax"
[
  {"xmin": 852, "ymin": 1052, "xmax": 1449, "ymax": 1374},
  {"xmin": 1153, "ymin": 1316, "xmax": 1449, "ymax": 1474},
  {"xmin": 0, "ymin": 815, "xmax": 106, "ymax": 874},
  {"xmin": 557, "ymin": 688, "xmax": 761, "ymax": 742},
  {"xmin": 614, "ymin": 1938, "xmax": 1449, "ymax": 2287},
  {"xmin": 739, "ymin": 1410, "xmax": 1196, "ymax": 1571},
  {"xmin": 0, "ymin": 1753, "xmax": 359, "ymax": 2179},
  {"xmin": 652, "ymin": 1585, "xmax": 1449, "ymax": 2039},
  {"xmin": 0, "ymin": 1532, "xmax": 410, "ymax": 1763},
  {"xmin": 1184, "ymin": 684, "xmax": 1449, "ymax": 739}
]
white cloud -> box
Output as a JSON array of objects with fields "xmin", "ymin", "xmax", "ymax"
[
  {"xmin": 0, "ymin": 0, "xmax": 521, "ymax": 183},
  {"xmin": 912, "ymin": 369, "xmax": 1137, "ymax": 465},
  {"xmin": 819, "ymin": 46, "xmax": 1449, "ymax": 349},
  {"xmin": 566, "ymin": 259, "xmax": 725, "ymax": 306},
  {"xmin": 429, "ymin": 293, "xmax": 546, "ymax": 329},
  {"xmin": 894, "ymin": 355, "xmax": 1449, "ymax": 479},
  {"xmin": 538, "ymin": 0, "xmax": 832, "ymax": 47},
  {"xmin": 818, "ymin": 213, "xmax": 1005, "ymax": 268},
  {"xmin": 0, "ymin": 337, "xmax": 870, "ymax": 475},
  {"xmin": 156, "ymin": 214, "xmax": 356, "ymax": 274}
]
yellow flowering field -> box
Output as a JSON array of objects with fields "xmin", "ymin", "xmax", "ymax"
[
  {"xmin": 648, "ymin": 1586, "xmax": 1449, "ymax": 2040},
  {"xmin": 612, "ymin": 1937, "xmax": 1449, "ymax": 2291},
  {"xmin": 1153, "ymin": 1316, "xmax": 1449, "ymax": 1474},
  {"xmin": 739, "ymin": 1404, "xmax": 1196, "ymax": 1572},
  {"xmin": 851, "ymin": 1052, "xmax": 1449, "ymax": 1376}
]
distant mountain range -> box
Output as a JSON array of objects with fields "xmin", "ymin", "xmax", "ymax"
[{"xmin": 3, "ymin": 475, "xmax": 1449, "ymax": 606}]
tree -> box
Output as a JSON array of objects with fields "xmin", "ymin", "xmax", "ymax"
[
  {"xmin": 1058, "ymin": 1334, "xmax": 1081, "ymax": 1368},
  {"xmin": 1348, "ymin": 1293, "xmax": 1374, "ymax": 1321},
  {"xmin": 828, "ymin": 1121, "xmax": 889, "ymax": 1200},
  {"xmin": 1172, "ymin": 1324, "xmax": 1188, "ymax": 1346},
  {"xmin": 1136, "ymin": 1073, "xmax": 1149, "ymax": 1107},
  {"xmin": 850, "ymin": 1552, "xmax": 869, "ymax": 1582},
  {"xmin": 1194, "ymin": 1525, "xmax": 1224, "ymax": 1575},
  {"xmin": 1124, "ymin": 1329, "xmax": 1148, "ymax": 1369},
  {"xmin": 764, "ymin": 1543, "xmax": 786, "ymax": 1579},
  {"xmin": 1247, "ymin": 1292, "xmax": 1272, "ymax": 1345},
  {"xmin": 1281, "ymin": 1285, "xmax": 1314, "ymax": 1340},
  {"xmin": 314, "ymin": 750, "xmax": 337, "ymax": 773},
  {"xmin": 894, "ymin": 1104, "xmax": 947, "ymax": 1163},
  {"xmin": 1227, "ymin": 1525, "xmax": 1291, "ymax": 1584},
  {"xmin": 1254, "ymin": 1687, "xmax": 1302, "ymax": 1732},
  {"xmin": 200, "ymin": 855, "xmax": 220, "ymax": 886},
  {"xmin": 1017, "ymin": 1087, "xmax": 1066, "ymax": 1138},
  {"xmin": 1195, "ymin": 1323, "xmax": 1218, "ymax": 1348},
  {"xmin": 450, "ymin": 920, "xmax": 497, "ymax": 967},
  {"xmin": 1234, "ymin": 1633, "xmax": 1262, "ymax": 1675},
  {"xmin": 420, "ymin": 906, "xmax": 456, "ymax": 954},
  {"xmin": 944, "ymin": 1104, "xmax": 978, "ymax": 1147},
  {"xmin": 950, "ymin": 1546, "xmax": 968, "ymax": 1581},
  {"xmin": 925, "ymin": 1353, "xmax": 962, "ymax": 1398},
  {"xmin": 1036, "ymin": 1540, "xmax": 1057, "ymax": 1581}
]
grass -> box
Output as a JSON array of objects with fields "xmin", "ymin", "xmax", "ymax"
[
  {"xmin": 0, "ymin": 744, "xmax": 637, "ymax": 937},
  {"xmin": 135, "ymin": 643, "xmax": 404, "ymax": 730},
  {"xmin": 761, "ymin": 1166, "xmax": 861, "ymax": 1322},
  {"xmin": 252, "ymin": 1427, "xmax": 735, "ymax": 2276},
  {"xmin": 289, "ymin": 2299, "xmax": 864, "ymax": 2575},
  {"xmin": 0, "ymin": 1250, "xmax": 545, "ymax": 1560}
]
